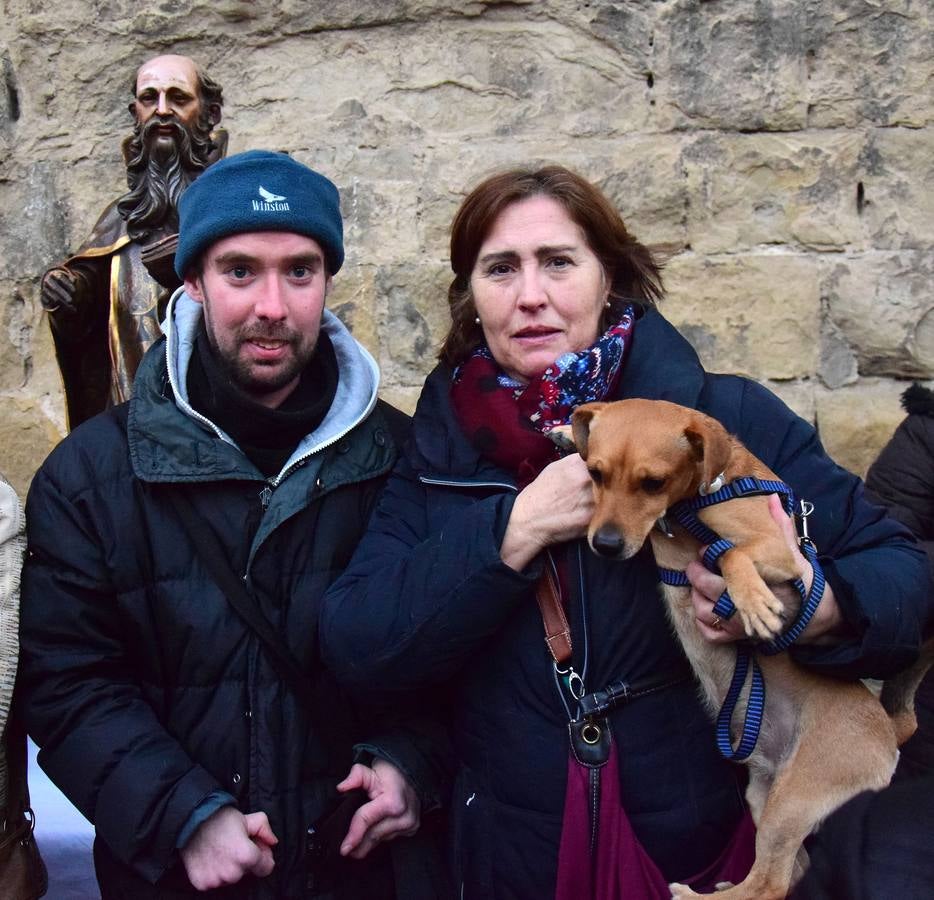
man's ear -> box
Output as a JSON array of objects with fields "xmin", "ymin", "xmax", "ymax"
[
  {"xmin": 324, "ymin": 275, "xmax": 333, "ymax": 301},
  {"xmin": 184, "ymin": 276, "xmax": 205, "ymax": 304},
  {"xmin": 206, "ymin": 102, "xmax": 222, "ymax": 128},
  {"xmin": 571, "ymin": 402, "xmax": 606, "ymax": 461}
]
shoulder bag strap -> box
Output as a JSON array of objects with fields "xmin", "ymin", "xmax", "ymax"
[
  {"xmin": 535, "ymin": 560, "xmax": 572, "ymax": 665},
  {"xmin": 166, "ymin": 489, "xmax": 316, "ymax": 709}
]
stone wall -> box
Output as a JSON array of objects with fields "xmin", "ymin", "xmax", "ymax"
[{"xmin": 1, "ymin": 0, "xmax": 932, "ymax": 497}]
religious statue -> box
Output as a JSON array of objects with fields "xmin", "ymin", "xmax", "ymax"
[{"xmin": 41, "ymin": 55, "xmax": 227, "ymax": 428}]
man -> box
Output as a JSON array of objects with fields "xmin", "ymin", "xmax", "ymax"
[
  {"xmin": 20, "ymin": 150, "xmax": 448, "ymax": 899},
  {"xmin": 41, "ymin": 54, "xmax": 226, "ymax": 429}
]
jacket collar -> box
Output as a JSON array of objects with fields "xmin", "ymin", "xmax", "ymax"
[
  {"xmin": 410, "ymin": 307, "xmax": 706, "ymax": 479},
  {"xmin": 128, "ymin": 288, "xmax": 381, "ymax": 483}
]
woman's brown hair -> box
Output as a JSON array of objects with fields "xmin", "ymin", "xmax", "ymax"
[{"xmin": 439, "ymin": 165, "xmax": 664, "ymax": 367}]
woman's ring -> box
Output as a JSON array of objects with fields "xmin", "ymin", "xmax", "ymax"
[{"xmin": 711, "ymin": 615, "xmax": 722, "ymax": 630}]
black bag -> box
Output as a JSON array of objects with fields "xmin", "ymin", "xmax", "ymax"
[{"xmin": 1, "ymin": 710, "xmax": 48, "ymax": 900}]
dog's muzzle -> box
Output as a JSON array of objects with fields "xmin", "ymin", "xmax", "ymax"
[{"xmin": 590, "ymin": 525, "xmax": 627, "ymax": 559}]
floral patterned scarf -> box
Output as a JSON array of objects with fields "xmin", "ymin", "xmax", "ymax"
[{"xmin": 450, "ymin": 307, "xmax": 636, "ymax": 486}]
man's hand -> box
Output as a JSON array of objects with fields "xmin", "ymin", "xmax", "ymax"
[
  {"xmin": 180, "ymin": 806, "xmax": 278, "ymax": 891},
  {"xmin": 336, "ymin": 758, "xmax": 421, "ymax": 860},
  {"xmin": 40, "ymin": 267, "xmax": 80, "ymax": 314},
  {"xmin": 687, "ymin": 494, "xmax": 843, "ymax": 644}
]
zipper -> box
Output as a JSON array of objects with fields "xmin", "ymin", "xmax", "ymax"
[
  {"xmin": 418, "ymin": 475, "xmax": 517, "ymax": 492},
  {"xmin": 270, "ymin": 389, "xmax": 377, "ymax": 487},
  {"xmin": 164, "ymin": 326, "xmax": 380, "ymax": 490}
]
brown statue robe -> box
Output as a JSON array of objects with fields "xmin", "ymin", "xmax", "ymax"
[{"xmin": 46, "ymin": 203, "xmax": 175, "ymax": 429}]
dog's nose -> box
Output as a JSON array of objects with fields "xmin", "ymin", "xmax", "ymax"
[{"xmin": 591, "ymin": 526, "xmax": 624, "ymax": 558}]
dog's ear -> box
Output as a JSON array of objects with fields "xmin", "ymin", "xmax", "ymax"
[
  {"xmin": 547, "ymin": 425, "xmax": 577, "ymax": 453},
  {"xmin": 683, "ymin": 416, "xmax": 732, "ymax": 492},
  {"xmin": 571, "ymin": 403, "xmax": 605, "ymax": 460}
]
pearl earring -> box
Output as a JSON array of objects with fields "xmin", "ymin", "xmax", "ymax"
[
  {"xmin": 474, "ymin": 316, "xmax": 481, "ymax": 325},
  {"xmin": 604, "ymin": 300, "xmax": 611, "ymax": 309}
]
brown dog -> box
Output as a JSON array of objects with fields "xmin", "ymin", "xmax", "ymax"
[{"xmin": 560, "ymin": 398, "xmax": 933, "ymax": 900}]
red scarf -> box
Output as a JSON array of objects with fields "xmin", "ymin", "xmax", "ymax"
[{"xmin": 451, "ymin": 313, "xmax": 635, "ymax": 486}]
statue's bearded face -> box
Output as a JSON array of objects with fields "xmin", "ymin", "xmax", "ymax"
[
  {"xmin": 117, "ymin": 55, "xmax": 219, "ymax": 242},
  {"xmin": 133, "ymin": 56, "xmax": 202, "ymax": 130}
]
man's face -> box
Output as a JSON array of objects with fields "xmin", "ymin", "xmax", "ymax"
[
  {"xmin": 133, "ymin": 55, "xmax": 202, "ymax": 136},
  {"xmin": 184, "ymin": 232, "xmax": 331, "ymax": 409}
]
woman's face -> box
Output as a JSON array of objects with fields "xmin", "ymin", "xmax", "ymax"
[{"xmin": 470, "ymin": 195, "xmax": 609, "ymax": 384}]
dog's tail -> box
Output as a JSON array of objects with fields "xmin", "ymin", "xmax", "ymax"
[{"xmin": 881, "ymin": 637, "xmax": 934, "ymax": 746}]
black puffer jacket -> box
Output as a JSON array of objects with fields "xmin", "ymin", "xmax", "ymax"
[
  {"xmin": 865, "ymin": 382, "xmax": 934, "ymax": 779},
  {"xmin": 19, "ymin": 295, "xmax": 450, "ymax": 899}
]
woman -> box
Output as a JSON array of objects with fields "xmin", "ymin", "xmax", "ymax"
[{"xmin": 321, "ymin": 167, "xmax": 931, "ymax": 899}]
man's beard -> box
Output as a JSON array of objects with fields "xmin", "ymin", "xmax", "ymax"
[
  {"xmin": 202, "ymin": 301, "xmax": 318, "ymax": 402},
  {"xmin": 117, "ymin": 115, "xmax": 215, "ymax": 241}
]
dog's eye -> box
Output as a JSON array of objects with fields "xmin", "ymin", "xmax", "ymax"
[
  {"xmin": 641, "ymin": 477, "xmax": 666, "ymax": 494},
  {"xmin": 588, "ymin": 468, "xmax": 603, "ymax": 485}
]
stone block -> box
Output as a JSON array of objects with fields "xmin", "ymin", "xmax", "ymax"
[
  {"xmin": 814, "ymin": 379, "xmax": 907, "ymax": 478},
  {"xmin": 663, "ymin": 253, "xmax": 821, "ymax": 380},
  {"xmin": 824, "ymin": 251, "xmax": 934, "ymax": 378},
  {"xmin": 654, "ymin": 0, "xmax": 808, "ymax": 131},
  {"xmin": 683, "ymin": 132, "xmax": 865, "ymax": 254},
  {"xmin": 0, "ymin": 394, "xmax": 63, "ymax": 498},
  {"xmin": 328, "ymin": 264, "xmax": 380, "ymax": 361},
  {"xmin": 802, "ymin": 1, "xmax": 934, "ymax": 128},
  {"xmin": 376, "ymin": 262, "xmax": 451, "ymax": 387},
  {"xmin": 858, "ymin": 128, "xmax": 934, "ymax": 250}
]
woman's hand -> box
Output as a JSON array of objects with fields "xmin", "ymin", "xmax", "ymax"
[
  {"xmin": 688, "ymin": 494, "xmax": 844, "ymax": 644},
  {"xmin": 500, "ymin": 453, "xmax": 594, "ymax": 571}
]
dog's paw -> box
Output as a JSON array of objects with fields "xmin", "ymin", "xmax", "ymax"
[
  {"xmin": 546, "ymin": 425, "xmax": 576, "ymax": 452},
  {"xmin": 735, "ymin": 582, "xmax": 786, "ymax": 641},
  {"xmin": 669, "ymin": 883, "xmax": 702, "ymax": 899}
]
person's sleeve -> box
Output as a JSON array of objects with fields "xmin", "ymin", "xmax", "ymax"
[
  {"xmin": 175, "ymin": 791, "xmax": 237, "ymax": 849},
  {"xmin": 865, "ymin": 415, "xmax": 934, "ymax": 567},
  {"xmin": 737, "ymin": 380, "xmax": 933, "ymax": 679},
  {"xmin": 351, "ymin": 696, "xmax": 454, "ymax": 814},
  {"xmin": 320, "ymin": 453, "xmax": 541, "ymax": 692},
  {"xmin": 19, "ymin": 464, "xmax": 224, "ymax": 883}
]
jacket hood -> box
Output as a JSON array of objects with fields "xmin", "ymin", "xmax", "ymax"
[
  {"xmin": 128, "ymin": 288, "xmax": 380, "ymax": 483},
  {"xmin": 902, "ymin": 383, "xmax": 934, "ymax": 418}
]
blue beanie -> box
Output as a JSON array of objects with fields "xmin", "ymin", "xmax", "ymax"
[{"xmin": 174, "ymin": 150, "xmax": 344, "ymax": 278}]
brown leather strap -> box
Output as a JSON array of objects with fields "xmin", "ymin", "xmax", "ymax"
[{"xmin": 535, "ymin": 565, "xmax": 572, "ymax": 664}]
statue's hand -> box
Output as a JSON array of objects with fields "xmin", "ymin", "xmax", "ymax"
[
  {"xmin": 140, "ymin": 233, "xmax": 182, "ymax": 290},
  {"xmin": 41, "ymin": 267, "xmax": 80, "ymax": 314}
]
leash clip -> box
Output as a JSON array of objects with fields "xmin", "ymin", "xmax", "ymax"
[
  {"xmin": 796, "ymin": 499, "xmax": 817, "ymax": 551},
  {"xmin": 655, "ymin": 515, "xmax": 673, "ymax": 538},
  {"xmin": 555, "ymin": 663, "xmax": 586, "ymax": 700}
]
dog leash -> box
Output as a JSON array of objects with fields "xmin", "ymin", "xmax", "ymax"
[{"xmin": 656, "ymin": 476, "xmax": 827, "ymax": 761}]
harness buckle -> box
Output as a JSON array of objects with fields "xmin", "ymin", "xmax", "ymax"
[{"xmin": 698, "ymin": 472, "xmax": 726, "ymax": 496}]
